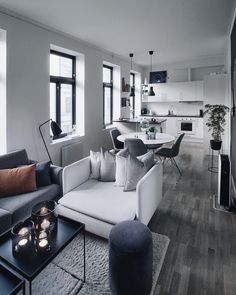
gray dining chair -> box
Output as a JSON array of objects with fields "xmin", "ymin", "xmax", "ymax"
[
  {"xmin": 155, "ymin": 133, "xmax": 185, "ymax": 175},
  {"xmin": 124, "ymin": 138, "xmax": 147, "ymax": 157},
  {"xmin": 110, "ymin": 128, "xmax": 124, "ymax": 152}
]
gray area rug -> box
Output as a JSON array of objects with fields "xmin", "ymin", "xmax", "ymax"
[{"xmin": 31, "ymin": 232, "xmax": 169, "ymax": 295}]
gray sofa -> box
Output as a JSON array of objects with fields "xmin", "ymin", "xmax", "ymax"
[{"xmin": 0, "ymin": 149, "xmax": 62, "ymax": 235}]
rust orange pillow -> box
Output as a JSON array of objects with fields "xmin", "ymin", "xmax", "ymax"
[{"xmin": 0, "ymin": 164, "xmax": 36, "ymax": 197}]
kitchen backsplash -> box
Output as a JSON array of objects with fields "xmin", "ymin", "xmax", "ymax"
[{"xmin": 142, "ymin": 101, "xmax": 204, "ymax": 116}]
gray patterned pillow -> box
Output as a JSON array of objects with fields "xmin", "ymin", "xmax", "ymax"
[{"xmin": 124, "ymin": 154, "xmax": 146, "ymax": 191}]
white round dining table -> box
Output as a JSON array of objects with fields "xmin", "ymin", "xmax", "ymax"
[{"xmin": 117, "ymin": 132, "xmax": 175, "ymax": 147}]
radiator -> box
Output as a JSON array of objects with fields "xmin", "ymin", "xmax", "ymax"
[{"xmin": 61, "ymin": 141, "xmax": 84, "ymax": 167}]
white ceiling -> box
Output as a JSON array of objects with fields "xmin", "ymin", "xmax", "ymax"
[{"xmin": 0, "ymin": 0, "xmax": 235, "ymax": 66}]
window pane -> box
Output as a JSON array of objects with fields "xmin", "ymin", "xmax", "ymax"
[
  {"xmin": 50, "ymin": 54, "xmax": 73, "ymax": 78},
  {"xmin": 104, "ymin": 87, "xmax": 111, "ymax": 125},
  {"xmin": 61, "ymin": 84, "xmax": 73, "ymax": 133},
  {"xmin": 50, "ymin": 83, "xmax": 56, "ymax": 122},
  {"xmin": 103, "ymin": 67, "xmax": 111, "ymax": 83}
]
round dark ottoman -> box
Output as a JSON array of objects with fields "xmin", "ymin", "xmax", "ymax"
[{"xmin": 109, "ymin": 220, "xmax": 153, "ymax": 295}]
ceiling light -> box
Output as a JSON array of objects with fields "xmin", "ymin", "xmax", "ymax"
[
  {"xmin": 129, "ymin": 53, "xmax": 135, "ymax": 97},
  {"xmin": 148, "ymin": 50, "xmax": 155, "ymax": 96}
]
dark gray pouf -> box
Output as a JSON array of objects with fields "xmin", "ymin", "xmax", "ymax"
[{"xmin": 109, "ymin": 220, "xmax": 153, "ymax": 295}]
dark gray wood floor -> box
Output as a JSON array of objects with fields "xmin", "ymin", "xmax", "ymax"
[{"xmin": 149, "ymin": 142, "xmax": 236, "ymax": 295}]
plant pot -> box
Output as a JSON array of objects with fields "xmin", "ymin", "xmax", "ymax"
[
  {"xmin": 210, "ymin": 140, "xmax": 222, "ymax": 151},
  {"xmin": 148, "ymin": 132, "xmax": 156, "ymax": 140}
]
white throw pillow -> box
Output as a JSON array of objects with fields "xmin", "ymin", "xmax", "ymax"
[
  {"xmin": 100, "ymin": 148, "xmax": 116, "ymax": 182},
  {"xmin": 124, "ymin": 154, "xmax": 146, "ymax": 191},
  {"xmin": 90, "ymin": 150, "xmax": 101, "ymax": 179},
  {"xmin": 114, "ymin": 148, "xmax": 129, "ymax": 186}
]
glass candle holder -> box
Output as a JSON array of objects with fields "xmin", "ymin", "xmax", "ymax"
[
  {"xmin": 34, "ymin": 230, "xmax": 51, "ymax": 253},
  {"xmin": 11, "ymin": 220, "xmax": 33, "ymax": 256},
  {"xmin": 31, "ymin": 201, "xmax": 58, "ymax": 235}
]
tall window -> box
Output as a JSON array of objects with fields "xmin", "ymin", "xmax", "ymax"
[
  {"xmin": 50, "ymin": 50, "xmax": 76, "ymax": 133},
  {"xmin": 103, "ymin": 65, "xmax": 113, "ymax": 126},
  {"xmin": 130, "ymin": 73, "xmax": 135, "ymax": 118}
]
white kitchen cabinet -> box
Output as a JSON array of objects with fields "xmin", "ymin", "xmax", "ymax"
[
  {"xmin": 179, "ymin": 81, "xmax": 203, "ymax": 101},
  {"xmin": 165, "ymin": 117, "xmax": 178, "ymax": 136},
  {"xmin": 142, "ymin": 81, "xmax": 204, "ymax": 102},
  {"xmin": 195, "ymin": 118, "xmax": 203, "ymax": 138},
  {"xmin": 195, "ymin": 81, "xmax": 204, "ymax": 101}
]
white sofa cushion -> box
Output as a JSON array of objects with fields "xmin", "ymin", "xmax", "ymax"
[
  {"xmin": 90, "ymin": 150, "xmax": 101, "ymax": 179},
  {"xmin": 58, "ymin": 179, "xmax": 136, "ymax": 225}
]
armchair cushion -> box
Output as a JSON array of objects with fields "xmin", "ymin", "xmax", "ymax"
[
  {"xmin": 124, "ymin": 155, "xmax": 146, "ymax": 192},
  {"xmin": 90, "ymin": 150, "xmax": 101, "ymax": 179},
  {"xmin": 100, "ymin": 148, "xmax": 116, "ymax": 182},
  {"xmin": 59, "ymin": 179, "xmax": 136, "ymax": 225},
  {"xmin": 115, "ymin": 148, "xmax": 129, "ymax": 186}
]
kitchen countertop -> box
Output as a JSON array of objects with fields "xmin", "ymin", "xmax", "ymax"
[
  {"xmin": 141, "ymin": 114, "xmax": 203, "ymax": 118},
  {"xmin": 113, "ymin": 118, "xmax": 167, "ymax": 124}
]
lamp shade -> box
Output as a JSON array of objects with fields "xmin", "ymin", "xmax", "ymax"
[
  {"xmin": 148, "ymin": 86, "xmax": 155, "ymax": 96},
  {"xmin": 51, "ymin": 121, "xmax": 62, "ymax": 137}
]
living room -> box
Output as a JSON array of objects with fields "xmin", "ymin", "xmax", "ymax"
[{"xmin": 0, "ymin": 1, "xmax": 236, "ymax": 294}]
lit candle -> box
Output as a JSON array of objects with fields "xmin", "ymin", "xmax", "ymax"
[
  {"xmin": 39, "ymin": 239, "xmax": 48, "ymax": 248},
  {"xmin": 18, "ymin": 227, "xmax": 29, "ymax": 236},
  {"xmin": 40, "ymin": 207, "xmax": 48, "ymax": 214},
  {"xmin": 38, "ymin": 231, "xmax": 47, "ymax": 239},
  {"xmin": 41, "ymin": 219, "xmax": 50, "ymax": 230},
  {"xmin": 18, "ymin": 238, "xmax": 28, "ymax": 246}
]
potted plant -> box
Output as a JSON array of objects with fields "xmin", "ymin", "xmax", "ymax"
[
  {"xmin": 204, "ymin": 104, "xmax": 229, "ymax": 150},
  {"xmin": 148, "ymin": 126, "xmax": 156, "ymax": 139}
]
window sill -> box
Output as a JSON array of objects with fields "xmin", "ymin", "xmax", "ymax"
[
  {"xmin": 50, "ymin": 133, "xmax": 84, "ymax": 145},
  {"xmin": 104, "ymin": 124, "xmax": 114, "ymax": 130}
]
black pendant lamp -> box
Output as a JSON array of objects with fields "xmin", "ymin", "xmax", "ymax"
[
  {"xmin": 148, "ymin": 51, "xmax": 155, "ymax": 96},
  {"xmin": 129, "ymin": 53, "xmax": 135, "ymax": 97}
]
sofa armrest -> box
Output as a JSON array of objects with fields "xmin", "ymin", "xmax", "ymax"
[
  {"xmin": 136, "ymin": 161, "xmax": 163, "ymax": 225},
  {"xmin": 50, "ymin": 165, "xmax": 63, "ymax": 186},
  {"xmin": 63, "ymin": 157, "xmax": 91, "ymax": 195}
]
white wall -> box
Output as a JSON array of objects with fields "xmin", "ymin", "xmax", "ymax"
[
  {"xmin": 0, "ymin": 11, "xmax": 142, "ymax": 165},
  {"xmin": 0, "ymin": 29, "xmax": 6, "ymax": 155}
]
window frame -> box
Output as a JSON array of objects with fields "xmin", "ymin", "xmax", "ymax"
[
  {"xmin": 130, "ymin": 72, "xmax": 135, "ymax": 118},
  {"xmin": 50, "ymin": 49, "xmax": 76, "ymax": 129},
  {"xmin": 103, "ymin": 65, "xmax": 113, "ymax": 127}
]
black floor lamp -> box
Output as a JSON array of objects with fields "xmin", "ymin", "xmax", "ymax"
[{"xmin": 39, "ymin": 119, "xmax": 65, "ymax": 164}]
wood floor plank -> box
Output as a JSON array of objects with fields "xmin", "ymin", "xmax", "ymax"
[{"xmin": 148, "ymin": 142, "xmax": 236, "ymax": 295}]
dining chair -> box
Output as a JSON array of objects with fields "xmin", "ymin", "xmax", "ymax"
[
  {"xmin": 124, "ymin": 138, "xmax": 147, "ymax": 157},
  {"xmin": 110, "ymin": 128, "xmax": 124, "ymax": 152},
  {"xmin": 155, "ymin": 133, "xmax": 185, "ymax": 175}
]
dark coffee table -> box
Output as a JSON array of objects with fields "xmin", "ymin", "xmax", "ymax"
[
  {"xmin": 0, "ymin": 216, "xmax": 85, "ymax": 295},
  {"xmin": 0, "ymin": 263, "xmax": 25, "ymax": 295}
]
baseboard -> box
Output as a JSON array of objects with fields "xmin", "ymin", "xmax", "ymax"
[
  {"xmin": 212, "ymin": 194, "xmax": 236, "ymax": 214},
  {"xmin": 231, "ymin": 176, "xmax": 236, "ymax": 207}
]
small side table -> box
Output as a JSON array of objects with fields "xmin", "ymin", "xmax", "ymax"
[
  {"xmin": 0, "ymin": 263, "xmax": 25, "ymax": 295},
  {"xmin": 208, "ymin": 144, "xmax": 222, "ymax": 173}
]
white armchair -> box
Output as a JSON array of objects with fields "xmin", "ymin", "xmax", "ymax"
[{"xmin": 58, "ymin": 157, "xmax": 163, "ymax": 239}]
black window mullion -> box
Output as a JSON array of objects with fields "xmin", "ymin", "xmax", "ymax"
[
  {"xmin": 56, "ymin": 83, "xmax": 61, "ymax": 127},
  {"xmin": 110, "ymin": 85, "xmax": 113, "ymax": 125},
  {"xmin": 130, "ymin": 73, "xmax": 135, "ymax": 118},
  {"xmin": 72, "ymin": 83, "xmax": 76, "ymax": 125}
]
